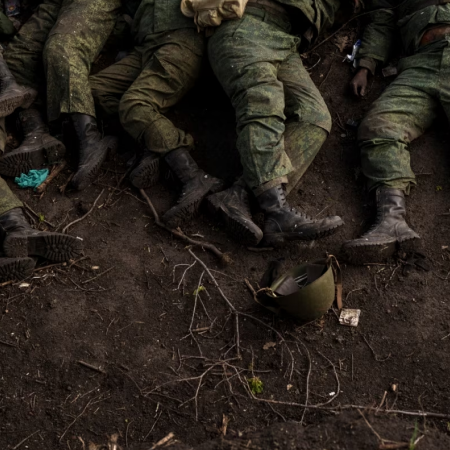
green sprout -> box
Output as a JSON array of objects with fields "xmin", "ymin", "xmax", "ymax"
[{"xmin": 248, "ymin": 377, "xmax": 263, "ymax": 395}]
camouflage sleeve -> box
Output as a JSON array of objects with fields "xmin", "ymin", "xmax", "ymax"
[{"xmin": 357, "ymin": 0, "xmax": 397, "ymax": 74}]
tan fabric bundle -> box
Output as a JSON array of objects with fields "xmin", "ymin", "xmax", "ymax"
[{"xmin": 181, "ymin": 0, "xmax": 248, "ymax": 30}]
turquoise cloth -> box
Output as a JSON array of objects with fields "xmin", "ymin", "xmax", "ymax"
[{"xmin": 15, "ymin": 169, "xmax": 49, "ymax": 190}]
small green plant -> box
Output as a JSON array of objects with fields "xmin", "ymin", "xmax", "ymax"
[
  {"xmin": 192, "ymin": 286, "xmax": 205, "ymax": 296},
  {"xmin": 436, "ymin": 185, "xmax": 443, "ymax": 192},
  {"xmin": 248, "ymin": 376, "xmax": 263, "ymax": 395},
  {"xmin": 408, "ymin": 420, "xmax": 419, "ymax": 450},
  {"xmin": 38, "ymin": 213, "xmax": 45, "ymax": 223}
]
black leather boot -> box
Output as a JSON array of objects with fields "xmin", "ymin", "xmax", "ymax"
[
  {"xmin": 342, "ymin": 187, "xmax": 419, "ymax": 264},
  {"xmin": 162, "ymin": 148, "xmax": 223, "ymax": 228},
  {"xmin": 0, "ymin": 257, "xmax": 35, "ymax": 282},
  {"xmin": 0, "ymin": 53, "xmax": 36, "ymax": 117},
  {"xmin": 0, "ymin": 208, "xmax": 83, "ymax": 261},
  {"xmin": 129, "ymin": 149, "xmax": 160, "ymax": 189},
  {"xmin": 257, "ymin": 185, "xmax": 344, "ymax": 246},
  {"xmin": 0, "ymin": 108, "xmax": 66, "ymax": 177},
  {"xmin": 207, "ymin": 181, "xmax": 263, "ymax": 246},
  {"xmin": 71, "ymin": 113, "xmax": 118, "ymax": 190}
]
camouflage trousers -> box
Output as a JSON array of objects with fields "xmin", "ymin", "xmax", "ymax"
[
  {"xmin": 90, "ymin": 29, "xmax": 205, "ymax": 154},
  {"xmin": 359, "ymin": 38, "xmax": 450, "ymax": 193},
  {"xmin": 0, "ymin": 118, "xmax": 22, "ymax": 216},
  {"xmin": 208, "ymin": 7, "xmax": 331, "ymax": 193},
  {"xmin": 5, "ymin": 0, "xmax": 120, "ymax": 122}
]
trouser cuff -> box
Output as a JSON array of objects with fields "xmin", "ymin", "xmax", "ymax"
[{"xmin": 252, "ymin": 176, "xmax": 288, "ymax": 197}]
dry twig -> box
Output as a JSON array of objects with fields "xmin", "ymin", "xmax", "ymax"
[
  {"xmin": 36, "ymin": 161, "xmax": 67, "ymax": 194},
  {"xmin": 140, "ymin": 189, "xmax": 230, "ymax": 263},
  {"xmin": 62, "ymin": 189, "xmax": 105, "ymax": 234}
]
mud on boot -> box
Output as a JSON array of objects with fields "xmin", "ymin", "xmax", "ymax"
[
  {"xmin": 162, "ymin": 148, "xmax": 223, "ymax": 228},
  {"xmin": 341, "ymin": 187, "xmax": 419, "ymax": 264},
  {"xmin": 71, "ymin": 113, "xmax": 118, "ymax": 191},
  {"xmin": 129, "ymin": 150, "xmax": 160, "ymax": 189},
  {"xmin": 0, "ymin": 53, "xmax": 37, "ymax": 118},
  {"xmin": 1, "ymin": 208, "xmax": 83, "ymax": 262},
  {"xmin": 0, "ymin": 257, "xmax": 35, "ymax": 282},
  {"xmin": 207, "ymin": 182, "xmax": 263, "ymax": 246},
  {"xmin": 0, "ymin": 108, "xmax": 66, "ymax": 177},
  {"xmin": 257, "ymin": 185, "xmax": 344, "ymax": 247}
]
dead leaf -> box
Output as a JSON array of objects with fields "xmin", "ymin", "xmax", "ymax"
[
  {"xmin": 287, "ymin": 384, "xmax": 293, "ymax": 391},
  {"xmin": 263, "ymin": 342, "xmax": 276, "ymax": 350},
  {"xmin": 220, "ymin": 414, "xmax": 230, "ymax": 436}
]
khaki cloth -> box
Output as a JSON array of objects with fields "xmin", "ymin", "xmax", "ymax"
[{"xmin": 181, "ymin": 0, "xmax": 247, "ymax": 29}]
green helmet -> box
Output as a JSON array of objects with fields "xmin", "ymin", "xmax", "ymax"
[{"xmin": 258, "ymin": 257, "xmax": 340, "ymax": 321}]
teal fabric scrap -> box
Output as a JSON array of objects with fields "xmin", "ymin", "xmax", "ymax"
[{"xmin": 15, "ymin": 169, "xmax": 49, "ymax": 190}]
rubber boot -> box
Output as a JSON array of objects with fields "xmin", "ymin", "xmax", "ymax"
[
  {"xmin": 0, "ymin": 208, "xmax": 83, "ymax": 262},
  {"xmin": 162, "ymin": 148, "xmax": 223, "ymax": 228},
  {"xmin": 129, "ymin": 149, "xmax": 160, "ymax": 189},
  {"xmin": 0, "ymin": 53, "xmax": 36, "ymax": 118},
  {"xmin": 0, "ymin": 108, "xmax": 66, "ymax": 177},
  {"xmin": 342, "ymin": 187, "xmax": 419, "ymax": 264},
  {"xmin": 207, "ymin": 181, "xmax": 263, "ymax": 246},
  {"xmin": 71, "ymin": 113, "xmax": 118, "ymax": 191},
  {"xmin": 0, "ymin": 257, "xmax": 35, "ymax": 282},
  {"xmin": 257, "ymin": 185, "xmax": 344, "ymax": 247}
]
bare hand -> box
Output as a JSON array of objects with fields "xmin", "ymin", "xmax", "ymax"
[{"xmin": 350, "ymin": 68, "xmax": 370, "ymax": 97}]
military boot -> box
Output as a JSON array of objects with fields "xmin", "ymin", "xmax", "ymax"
[
  {"xmin": 0, "ymin": 257, "xmax": 35, "ymax": 282},
  {"xmin": 71, "ymin": 113, "xmax": 118, "ymax": 191},
  {"xmin": 342, "ymin": 187, "xmax": 419, "ymax": 264},
  {"xmin": 257, "ymin": 185, "xmax": 344, "ymax": 247},
  {"xmin": 207, "ymin": 182, "xmax": 263, "ymax": 246},
  {"xmin": 162, "ymin": 148, "xmax": 223, "ymax": 228},
  {"xmin": 129, "ymin": 149, "xmax": 160, "ymax": 189},
  {"xmin": 0, "ymin": 208, "xmax": 83, "ymax": 261},
  {"xmin": 0, "ymin": 108, "xmax": 66, "ymax": 177},
  {"xmin": 0, "ymin": 53, "xmax": 36, "ymax": 117}
]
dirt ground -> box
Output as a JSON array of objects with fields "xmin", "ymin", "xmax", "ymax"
[{"xmin": 2, "ymin": 22, "xmax": 450, "ymax": 450}]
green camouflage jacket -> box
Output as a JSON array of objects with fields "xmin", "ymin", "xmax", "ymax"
[
  {"xmin": 132, "ymin": 0, "xmax": 195, "ymax": 45},
  {"xmin": 358, "ymin": 0, "xmax": 450, "ymax": 73}
]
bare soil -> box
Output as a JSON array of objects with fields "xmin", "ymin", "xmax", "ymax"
[{"xmin": 2, "ymin": 25, "xmax": 450, "ymax": 450}]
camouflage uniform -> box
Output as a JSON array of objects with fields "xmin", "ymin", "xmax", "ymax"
[
  {"xmin": 357, "ymin": 0, "xmax": 450, "ymax": 192},
  {"xmin": 207, "ymin": 1, "xmax": 340, "ymax": 193},
  {"xmin": 90, "ymin": 0, "xmax": 204, "ymax": 155},
  {"xmin": 4, "ymin": 0, "xmax": 120, "ymax": 122}
]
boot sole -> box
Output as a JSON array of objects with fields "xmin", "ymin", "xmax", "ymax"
[
  {"xmin": 262, "ymin": 220, "xmax": 344, "ymax": 247},
  {"xmin": 4, "ymin": 233, "xmax": 83, "ymax": 262},
  {"xmin": 0, "ymin": 140, "xmax": 66, "ymax": 177},
  {"xmin": 0, "ymin": 257, "xmax": 35, "ymax": 282},
  {"xmin": 343, "ymin": 236, "xmax": 419, "ymax": 265},
  {"xmin": 130, "ymin": 157, "xmax": 160, "ymax": 189},
  {"xmin": 71, "ymin": 136, "xmax": 118, "ymax": 191},
  {"xmin": 0, "ymin": 88, "xmax": 37, "ymax": 118},
  {"xmin": 163, "ymin": 178, "xmax": 224, "ymax": 228},
  {"xmin": 207, "ymin": 195, "xmax": 263, "ymax": 246}
]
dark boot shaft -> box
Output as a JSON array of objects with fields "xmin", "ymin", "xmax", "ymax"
[
  {"xmin": 341, "ymin": 186, "xmax": 419, "ymax": 264},
  {"xmin": 0, "ymin": 207, "xmax": 31, "ymax": 234},
  {"xmin": 20, "ymin": 108, "xmax": 50, "ymax": 140},
  {"xmin": 164, "ymin": 148, "xmax": 202, "ymax": 184},
  {"xmin": 71, "ymin": 113, "xmax": 102, "ymax": 152},
  {"xmin": 70, "ymin": 113, "xmax": 117, "ymax": 190},
  {"xmin": 162, "ymin": 148, "xmax": 223, "ymax": 228},
  {"xmin": 257, "ymin": 185, "xmax": 344, "ymax": 246}
]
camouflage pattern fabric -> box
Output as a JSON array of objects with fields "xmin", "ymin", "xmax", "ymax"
[
  {"xmin": 0, "ymin": 119, "xmax": 22, "ymax": 216},
  {"xmin": 358, "ymin": 39, "xmax": 450, "ymax": 193},
  {"xmin": 5, "ymin": 0, "xmax": 120, "ymax": 122},
  {"xmin": 5, "ymin": 0, "xmax": 61, "ymax": 110},
  {"xmin": 358, "ymin": 1, "xmax": 450, "ymax": 74},
  {"xmin": 90, "ymin": 27, "xmax": 205, "ymax": 155},
  {"xmin": 208, "ymin": 7, "xmax": 331, "ymax": 191}
]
